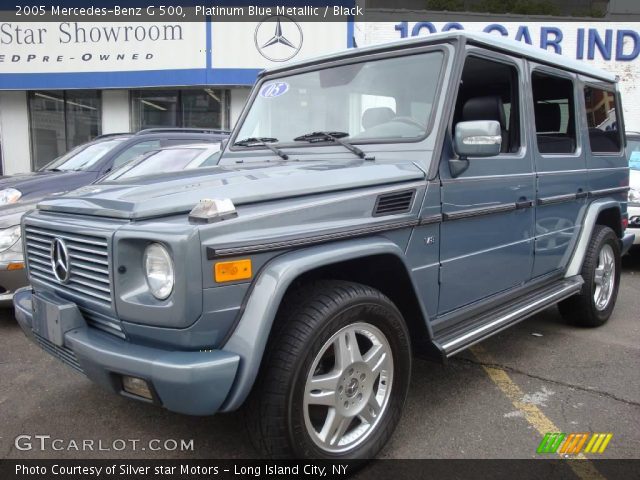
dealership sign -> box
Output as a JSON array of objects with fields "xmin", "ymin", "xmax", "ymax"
[
  {"xmin": 395, "ymin": 22, "xmax": 640, "ymax": 60},
  {"xmin": 0, "ymin": 17, "xmax": 348, "ymax": 89},
  {"xmin": 0, "ymin": 22, "xmax": 204, "ymax": 72},
  {"xmin": 364, "ymin": 22, "xmax": 640, "ymax": 62}
]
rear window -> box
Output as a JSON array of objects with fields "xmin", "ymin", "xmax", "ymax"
[{"xmin": 584, "ymin": 86, "xmax": 621, "ymax": 153}]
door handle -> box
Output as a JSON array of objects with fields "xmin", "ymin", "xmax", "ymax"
[
  {"xmin": 576, "ymin": 189, "xmax": 588, "ymax": 199},
  {"xmin": 515, "ymin": 198, "xmax": 533, "ymax": 209}
]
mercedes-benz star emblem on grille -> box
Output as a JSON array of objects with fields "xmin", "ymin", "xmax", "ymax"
[
  {"xmin": 254, "ymin": 16, "xmax": 303, "ymax": 62},
  {"xmin": 50, "ymin": 237, "xmax": 71, "ymax": 284}
]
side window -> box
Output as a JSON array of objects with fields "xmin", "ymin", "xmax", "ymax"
[
  {"xmin": 111, "ymin": 140, "xmax": 161, "ymax": 168},
  {"xmin": 453, "ymin": 56, "xmax": 520, "ymax": 154},
  {"xmin": 531, "ymin": 72, "xmax": 577, "ymax": 154},
  {"xmin": 584, "ymin": 86, "xmax": 621, "ymax": 153}
]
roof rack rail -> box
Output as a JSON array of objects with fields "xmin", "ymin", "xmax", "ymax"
[
  {"xmin": 135, "ymin": 128, "xmax": 231, "ymax": 136},
  {"xmin": 93, "ymin": 132, "xmax": 131, "ymax": 139}
]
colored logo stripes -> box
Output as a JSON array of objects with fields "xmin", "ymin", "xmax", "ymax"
[{"xmin": 537, "ymin": 433, "xmax": 613, "ymax": 454}]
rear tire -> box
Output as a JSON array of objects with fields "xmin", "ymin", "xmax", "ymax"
[
  {"xmin": 559, "ymin": 225, "xmax": 621, "ymax": 327},
  {"xmin": 245, "ymin": 280, "xmax": 411, "ymax": 459}
]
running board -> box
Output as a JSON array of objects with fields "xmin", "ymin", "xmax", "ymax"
[{"xmin": 434, "ymin": 276, "xmax": 584, "ymax": 357}]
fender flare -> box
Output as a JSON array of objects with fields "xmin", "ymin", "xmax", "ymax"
[
  {"xmin": 219, "ymin": 236, "xmax": 430, "ymax": 411},
  {"xmin": 565, "ymin": 200, "xmax": 621, "ymax": 278}
]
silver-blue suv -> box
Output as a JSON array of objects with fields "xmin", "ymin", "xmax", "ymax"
[{"xmin": 14, "ymin": 32, "xmax": 635, "ymax": 459}]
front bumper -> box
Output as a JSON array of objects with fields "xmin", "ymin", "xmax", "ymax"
[
  {"xmin": 0, "ymin": 265, "xmax": 28, "ymax": 306},
  {"xmin": 14, "ymin": 289, "xmax": 240, "ymax": 416}
]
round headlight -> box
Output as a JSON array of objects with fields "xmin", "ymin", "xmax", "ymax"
[
  {"xmin": 0, "ymin": 225, "xmax": 21, "ymax": 252},
  {"xmin": 0, "ymin": 188, "xmax": 22, "ymax": 206},
  {"xmin": 143, "ymin": 243, "xmax": 174, "ymax": 300}
]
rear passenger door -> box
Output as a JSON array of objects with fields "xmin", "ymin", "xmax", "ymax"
[{"xmin": 529, "ymin": 65, "xmax": 588, "ymax": 278}]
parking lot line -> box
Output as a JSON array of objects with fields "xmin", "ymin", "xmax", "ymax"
[{"xmin": 470, "ymin": 344, "xmax": 606, "ymax": 480}]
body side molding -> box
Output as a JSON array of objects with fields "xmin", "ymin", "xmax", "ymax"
[
  {"xmin": 208, "ymin": 219, "xmax": 419, "ymax": 258},
  {"xmin": 589, "ymin": 186, "xmax": 630, "ymax": 198},
  {"xmin": 218, "ymin": 237, "xmax": 432, "ymax": 411}
]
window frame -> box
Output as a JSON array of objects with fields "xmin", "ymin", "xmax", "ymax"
[
  {"xmin": 581, "ymin": 81, "xmax": 624, "ymax": 156},
  {"xmin": 530, "ymin": 67, "xmax": 580, "ymax": 157},
  {"xmin": 448, "ymin": 48, "xmax": 527, "ymax": 161},
  {"xmin": 227, "ymin": 44, "xmax": 450, "ymax": 153}
]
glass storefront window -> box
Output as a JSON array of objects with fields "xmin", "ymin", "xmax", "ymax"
[
  {"xmin": 28, "ymin": 90, "xmax": 101, "ymax": 170},
  {"xmin": 131, "ymin": 90, "xmax": 179, "ymax": 129},
  {"xmin": 131, "ymin": 89, "xmax": 229, "ymax": 131}
]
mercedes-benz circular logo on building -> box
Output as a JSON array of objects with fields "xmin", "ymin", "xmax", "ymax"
[
  {"xmin": 254, "ymin": 16, "xmax": 303, "ymax": 62},
  {"xmin": 50, "ymin": 237, "xmax": 71, "ymax": 284}
]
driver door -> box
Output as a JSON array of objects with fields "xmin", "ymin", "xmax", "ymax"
[{"xmin": 436, "ymin": 51, "xmax": 535, "ymax": 318}]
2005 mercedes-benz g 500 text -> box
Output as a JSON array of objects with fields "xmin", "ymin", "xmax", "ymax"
[{"xmin": 15, "ymin": 32, "xmax": 634, "ymax": 459}]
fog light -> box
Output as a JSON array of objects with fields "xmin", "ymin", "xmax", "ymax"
[
  {"xmin": 214, "ymin": 259, "xmax": 252, "ymax": 282},
  {"xmin": 122, "ymin": 376, "xmax": 153, "ymax": 400}
]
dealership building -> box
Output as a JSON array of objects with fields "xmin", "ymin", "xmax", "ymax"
[{"xmin": 0, "ymin": 17, "xmax": 638, "ymax": 174}]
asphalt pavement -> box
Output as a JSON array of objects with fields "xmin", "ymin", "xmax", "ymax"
[{"xmin": 1, "ymin": 253, "xmax": 638, "ymax": 461}]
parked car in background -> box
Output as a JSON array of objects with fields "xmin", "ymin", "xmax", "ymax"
[
  {"xmin": 0, "ymin": 129, "xmax": 228, "ymax": 305},
  {"xmin": 626, "ymin": 132, "xmax": 640, "ymax": 248}
]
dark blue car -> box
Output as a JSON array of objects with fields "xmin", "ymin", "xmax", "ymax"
[{"xmin": 0, "ymin": 128, "xmax": 228, "ymax": 305}]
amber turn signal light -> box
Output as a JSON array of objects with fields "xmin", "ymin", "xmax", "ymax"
[{"xmin": 214, "ymin": 259, "xmax": 252, "ymax": 283}]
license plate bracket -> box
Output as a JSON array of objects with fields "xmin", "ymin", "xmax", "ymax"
[{"xmin": 32, "ymin": 293, "xmax": 85, "ymax": 347}]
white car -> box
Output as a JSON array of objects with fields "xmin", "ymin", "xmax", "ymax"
[
  {"xmin": 99, "ymin": 142, "xmax": 223, "ymax": 183},
  {"xmin": 627, "ymin": 133, "xmax": 640, "ymax": 245}
]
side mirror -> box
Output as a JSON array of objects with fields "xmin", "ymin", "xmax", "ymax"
[
  {"xmin": 220, "ymin": 138, "xmax": 229, "ymax": 151},
  {"xmin": 454, "ymin": 120, "xmax": 502, "ymax": 158}
]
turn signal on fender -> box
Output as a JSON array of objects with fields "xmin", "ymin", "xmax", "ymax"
[{"xmin": 214, "ymin": 259, "xmax": 252, "ymax": 283}]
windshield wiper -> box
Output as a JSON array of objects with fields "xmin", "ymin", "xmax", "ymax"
[
  {"xmin": 233, "ymin": 137, "xmax": 289, "ymax": 160},
  {"xmin": 292, "ymin": 131, "xmax": 371, "ymax": 160}
]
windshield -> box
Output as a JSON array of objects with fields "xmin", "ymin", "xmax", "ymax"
[
  {"xmin": 42, "ymin": 138, "xmax": 127, "ymax": 172},
  {"xmin": 235, "ymin": 51, "xmax": 444, "ymax": 145},
  {"xmin": 628, "ymin": 139, "xmax": 640, "ymax": 170},
  {"xmin": 101, "ymin": 147, "xmax": 208, "ymax": 181}
]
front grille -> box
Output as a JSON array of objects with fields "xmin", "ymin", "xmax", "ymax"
[
  {"xmin": 24, "ymin": 226, "xmax": 112, "ymax": 306},
  {"xmin": 33, "ymin": 332, "xmax": 83, "ymax": 373}
]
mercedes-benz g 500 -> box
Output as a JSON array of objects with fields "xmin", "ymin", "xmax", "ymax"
[{"xmin": 15, "ymin": 32, "xmax": 634, "ymax": 459}]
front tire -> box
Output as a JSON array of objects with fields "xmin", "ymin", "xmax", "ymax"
[
  {"xmin": 246, "ymin": 280, "xmax": 411, "ymax": 459},
  {"xmin": 559, "ymin": 225, "xmax": 621, "ymax": 327}
]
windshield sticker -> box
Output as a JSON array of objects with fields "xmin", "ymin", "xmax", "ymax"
[
  {"xmin": 630, "ymin": 151, "xmax": 640, "ymax": 170},
  {"xmin": 260, "ymin": 82, "xmax": 289, "ymax": 98}
]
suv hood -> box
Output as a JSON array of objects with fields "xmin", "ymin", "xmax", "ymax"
[{"xmin": 36, "ymin": 160, "xmax": 425, "ymax": 220}]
